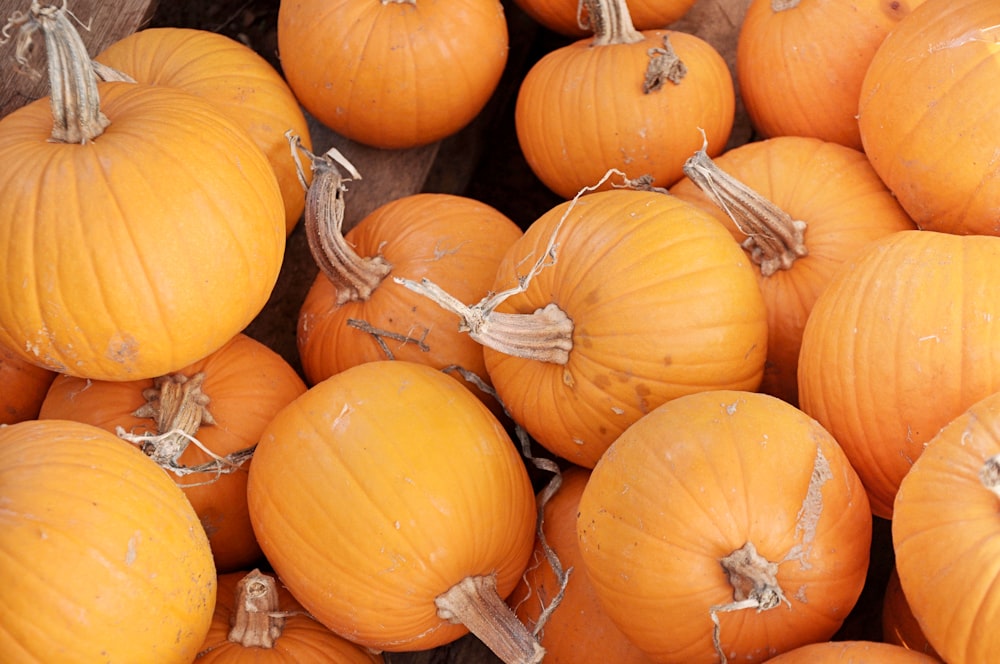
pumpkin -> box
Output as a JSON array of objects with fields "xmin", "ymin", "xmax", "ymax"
[
  {"xmin": 277, "ymin": 0, "xmax": 508, "ymax": 149},
  {"xmin": 196, "ymin": 569, "xmax": 382, "ymax": 662},
  {"xmin": 0, "ymin": 341, "xmax": 57, "ymax": 425},
  {"xmin": 294, "ymin": 143, "xmax": 522, "ymax": 411},
  {"xmin": 670, "ymin": 135, "xmax": 916, "ymax": 405},
  {"xmin": 0, "ymin": 4, "xmax": 286, "ymax": 381},
  {"xmin": 247, "ymin": 360, "xmax": 541, "ymax": 661},
  {"xmin": 737, "ymin": 0, "xmax": 925, "ymax": 150},
  {"xmin": 400, "ymin": 187, "xmax": 768, "ymax": 467},
  {"xmin": 514, "ymin": 0, "xmax": 734, "ymax": 199},
  {"xmin": 94, "ymin": 26, "xmax": 314, "ymax": 235},
  {"xmin": 881, "ymin": 567, "xmax": 941, "ymax": 660},
  {"xmin": 857, "ymin": 0, "xmax": 1000, "ymax": 235},
  {"xmin": 576, "ymin": 390, "xmax": 872, "ymax": 663},
  {"xmin": 892, "ymin": 389, "xmax": 1000, "ymax": 664},
  {"xmin": 507, "ymin": 465, "xmax": 656, "ymax": 663},
  {"xmin": 38, "ymin": 333, "xmax": 307, "ymax": 573},
  {"xmin": 511, "ymin": 0, "xmax": 696, "ymax": 38},
  {"xmin": 0, "ymin": 419, "xmax": 216, "ymax": 663},
  {"xmin": 797, "ymin": 230, "xmax": 1000, "ymax": 518},
  {"xmin": 764, "ymin": 640, "xmax": 940, "ymax": 663}
]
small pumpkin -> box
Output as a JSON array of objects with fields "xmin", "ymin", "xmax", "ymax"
[
  {"xmin": 670, "ymin": 135, "xmax": 916, "ymax": 405},
  {"xmin": 0, "ymin": 4, "xmax": 286, "ymax": 381},
  {"xmin": 881, "ymin": 567, "xmax": 941, "ymax": 660},
  {"xmin": 0, "ymin": 419, "xmax": 216, "ymax": 663},
  {"xmin": 797, "ymin": 230, "xmax": 1000, "ymax": 518},
  {"xmin": 0, "ymin": 341, "xmax": 57, "ymax": 425},
  {"xmin": 277, "ymin": 0, "xmax": 508, "ymax": 149},
  {"xmin": 196, "ymin": 569, "xmax": 382, "ymax": 662},
  {"xmin": 892, "ymin": 389, "xmax": 1000, "ymax": 664},
  {"xmin": 764, "ymin": 640, "xmax": 940, "ymax": 663},
  {"xmin": 511, "ymin": 0, "xmax": 696, "ymax": 38},
  {"xmin": 515, "ymin": 0, "xmax": 735, "ymax": 198},
  {"xmin": 38, "ymin": 333, "xmax": 307, "ymax": 573},
  {"xmin": 247, "ymin": 360, "xmax": 541, "ymax": 661},
  {"xmin": 94, "ymin": 26, "xmax": 314, "ymax": 235},
  {"xmin": 576, "ymin": 390, "xmax": 872, "ymax": 663},
  {"xmin": 857, "ymin": 0, "xmax": 1000, "ymax": 234}
]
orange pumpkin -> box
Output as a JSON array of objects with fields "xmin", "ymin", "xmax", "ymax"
[
  {"xmin": 512, "ymin": 0, "xmax": 696, "ymax": 38},
  {"xmin": 797, "ymin": 231, "xmax": 1000, "ymax": 518},
  {"xmin": 38, "ymin": 333, "xmax": 307, "ymax": 573},
  {"xmin": 402, "ymin": 188, "xmax": 768, "ymax": 468},
  {"xmin": 247, "ymin": 360, "xmax": 540, "ymax": 659},
  {"xmin": 670, "ymin": 136, "xmax": 916, "ymax": 405},
  {"xmin": 508, "ymin": 465, "xmax": 656, "ymax": 663},
  {"xmin": 196, "ymin": 569, "xmax": 382, "ymax": 662},
  {"xmin": 0, "ymin": 5, "xmax": 285, "ymax": 381},
  {"xmin": 892, "ymin": 389, "xmax": 1000, "ymax": 664},
  {"xmin": 857, "ymin": 0, "xmax": 1000, "ymax": 234},
  {"xmin": 94, "ymin": 27, "xmax": 313, "ymax": 235},
  {"xmin": 515, "ymin": 0, "xmax": 734, "ymax": 198},
  {"xmin": 277, "ymin": 0, "xmax": 508, "ymax": 149},
  {"xmin": 0, "ymin": 342, "xmax": 57, "ymax": 425},
  {"xmin": 881, "ymin": 568, "xmax": 942, "ymax": 660},
  {"xmin": 737, "ymin": 0, "xmax": 925, "ymax": 149},
  {"xmin": 765, "ymin": 640, "xmax": 940, "ymax": 663},
  {"xmin": 0, "ymin": 419, "xmax": 216, "ymax": 663},
  {"xmin": 577, "ymin": 390, "xmax": 872, "ymax": 663}
]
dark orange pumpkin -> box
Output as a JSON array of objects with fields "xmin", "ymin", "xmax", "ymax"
[{"xmin": 0, "ymin": 342, "xmax": 57, "ymax": 425}]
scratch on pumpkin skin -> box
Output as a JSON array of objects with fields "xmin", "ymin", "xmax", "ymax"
[
  {"xmin": 927, "ymin": 24, "xmax": 1000, "ymax": 53},
  {"xmin": 781, "ymin": 446, "xmax": 832, "ymax": 573}
]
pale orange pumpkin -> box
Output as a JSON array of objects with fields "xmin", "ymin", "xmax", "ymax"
[
  {"xmin": 0, "ymin": 5, "xmax": 285, "ymax": 381},
  {"xmin": 247, "ymin": 360, "xmax": 541, "ymax": 660},
  {"xmin": 670, "ymin": 136, "xmax": 916, "ymax": 405},
  {"xmin": 38, "ymin": 333, "xmax": 307, "ymax": 573},
  {"xmin": 0, "ymin": 341, "xmax": 57, "ymax": 425},
  {"xmin": 277, "ymin": 0, "xmax": 508, "ymax": 149},
  {"xmin": 95, "ymin": 27, "xmax": 314, "ymax": 235},
  {"xmin": 576, "ymin": 390, "xmax": 872, "ymax": 663},
  {"xmin": 0, "ymin": 419, "xmax": 216, "ymax": 663}
]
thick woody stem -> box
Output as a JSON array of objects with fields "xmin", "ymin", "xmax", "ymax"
[
  {"xmin": 132, "ymin": 372, "xmax": 215, "ymax": 466},
  {"xmin": 436, "ymin": 574, "xmax": 545, "ymax": 664},
  {"xmin": 644, "ymin": 34, "xmax": 687, "ymax": 93},
  {"xmin": 228, "ymin": 569, "xmax": 284, "ymax": 648},
  {"xmin": 683, "ymin": 141, "xmax": 807, "ymax": 276},
  {"xmin": 582, "ymin": 0, "xmax": 643, "ymax": 46}
]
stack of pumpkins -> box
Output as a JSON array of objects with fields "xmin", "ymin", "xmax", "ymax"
[{"xmin": 0, "ymin": 0, "xmax": 998, "ymax": 662}]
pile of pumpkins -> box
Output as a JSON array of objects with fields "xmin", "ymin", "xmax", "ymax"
[{"xmin": 0, "ymin": 0, "xmax": 997, "ymax": 661}]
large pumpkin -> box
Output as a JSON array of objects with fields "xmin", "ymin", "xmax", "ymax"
[
  {"xmin": 0, "ymin": 5, "xmax": 285, "ymax": 381},
  {"xmin": 670, "ymin": 136, "xmax": 916, "ymax": 405},
  {"xmin": 0, "ymin": 419, "xmax": 216, "ymax": 663},
  {"xmin": 277, "ymin": 0, "xmax": 508, "ymax": 149},
  {"xmin": 38, "ymin": 333, "xmax": 307, "ymax": 573},
  {"xmin": 94, "ymin": 26, "xmax": 313, "ymax": 235},
  {"xmin": 576, "ymin": 390, "xmax": 872, "ymax": 663},
  {"xmin": 247, "ymin": 360, "xmax": 541, "ymax": 660},
  {"xmin": 892, "ymin": 389, "xmax": 1000, "ymax": 664},
  {"xmin": 857, "ymin": 0, "xmax": 1000, "ymax": 234},
  {"xmin": 797, "ymin": 230, "xmax": 1000, "ymax": 518}
]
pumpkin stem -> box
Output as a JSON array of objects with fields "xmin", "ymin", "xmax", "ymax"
[
  {"xmin": 128, "ymin": 372, "xmax": 215, "ymax": 466},
  {"xmin": 582, "ymin": 0, "xmax": 643, "ymax": 46},
  {"xmin": 288, "ymin": 131, "xmax": 390, "ymax": 304},
  {"xmin": 228, "ymin": 569, "xmax": 285, "ymax": 648},
  {"xmin": 772, "ymin": 0, "xmax": 800, "ymax": 10},
  {"xmin": 435, "ymin": 573, "xmax": 546, "ymax": 664},
  {"xmin": 979, "ymin": 454, "xmax": 1000, "ymax": 498},
  {"xmin": 682, "ymin": 137, "xmax": 808, "ymax": 276},
  {"xmin": 643, "ymin": 34, "xmax": 687, "ymax": 93},
  {"xmin": 710, "ymin": 542, "xmax": 790, "ymax": 664},
  {"xmin": 3, "ymin": 1, "xmax": 110, "ymax": 143}
]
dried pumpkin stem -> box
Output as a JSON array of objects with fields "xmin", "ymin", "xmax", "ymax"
[
  {"xmin": 980, "ymin": 454, "xmax": 1000, "ymax": 498},
  {"xmin": 3, "ymin": 1, "xmax": 110, "ymax": 143},
  {"xmin": 772, "ymin": 0, "xmax": 800, "ymax": 10},
  {"xmin": 682, "ymin": 139, "xmax": 808, "ymax": 276},
  {"xmin": 644, "ymin": 34, "xmax": 687, "ymax": 93},
  {"xmin": 228, "ymin": 569, "xmax": 285, "ymax": 648},
  {"xmin": 582, "ymin": 0, "xmax": 643, "ymax": 46},
  {"xmin": 287, "ymin": 132, "xmax": 389, "ymax": 304},
  {"xmin": 436, "ymin": 573, "xmax": 545, "ymax": 664}
]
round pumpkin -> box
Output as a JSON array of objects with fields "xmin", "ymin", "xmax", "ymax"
[
  {"xmin": 670, "ymin": 135, "xmax": 916, "ymax": 405},
  {"xmin": 515, "ymin": 0, "xmax": 735, "ymax": 198},
  {"xmin": 0, "ymin": 5, "xmax": 286, "ymax": 381},
  {"xmin": 576, "ymin": 390, "xmax": 872, "ymax": 663},
  {"xmin": 737, "ymin": 0, "xmax": 925, "ymax": 149},
  {"xmin": 277, "ymin": 0, "xmax": 508, "ymax": 149},
  {"xmin": 38, "ymin": 333, "xmax": 307, "ymax": 573},
  {"xmin": 0, "ymin": 419, "xmax": 216, "ymax": 663},
  {"xmin": 857, "ymin": 0, "xmax": 1000, "ymax": 234},
  {"xmin": 881, "ymin": 567, "xmax": 941, "ymax": 660},
  {"xmin": 0, "ymin": 341, "xmax": 57, "ymax": 425},
  {"xmin": 508, "ymin": 465, "xmax": 656, "ymax": 663},
  {"xmin": 196, "ymin": 569, "xmax": 383, "ymax": 662},
  {"xmin": 797, "ymin": 230, "xmax": 1000, "ymax": 518},
  {"xmin": 511, "ymin": 0, "xmax": 696, "ymax": 38},
  {"xmin": 247, "ymin": 360, "xmax": 540, "ymax": 658},
  {"xmin": 892, "ymin": 389, "xmax": 1000, "ymax": 664},
  {"xmin": 94, "ymin": 26, "xmax": 313, "ymax": 235},
  {"xmin": 765, "ymin": 640, "xmax": 940, "ymax": 663},
  {"xmin": 411, "ymin": 188, "xmax": 767, "ymax": 468}
]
